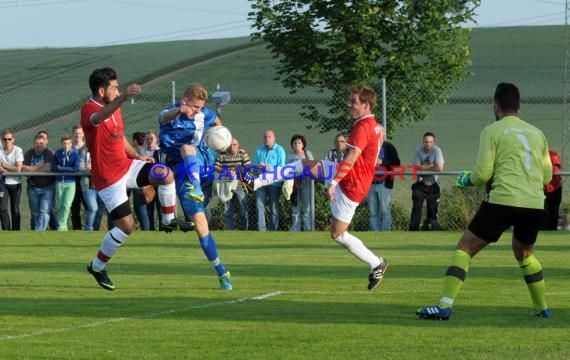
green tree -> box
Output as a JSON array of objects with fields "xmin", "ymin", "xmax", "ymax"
[{"xmin": 249, "ymin": 0, "xmax": 480, "ymax": 136}]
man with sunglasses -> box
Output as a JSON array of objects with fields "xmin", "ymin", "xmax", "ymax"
[{"xmin": 0, "ymin": 129, "xmax": 23, "ymax": 230}]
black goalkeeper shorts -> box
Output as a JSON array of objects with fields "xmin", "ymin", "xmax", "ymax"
[{"xmin": 468, "ymin": 201, "xmax": 545, "ymax": 245}]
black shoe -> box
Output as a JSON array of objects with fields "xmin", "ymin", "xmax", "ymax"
[
  {"xmin": 368, "ymin": 258, "xmax": 389, "ymax": 290},
  {"xmin": 162, "ymin": 219, "xmax": 195, "ymax": 233},
  {"xmin": 87, "ymin": 262, "xmax": 115, "ymax": 291},
  {"xmin": 416, "ymin": 305, "xmax": 452, "ymax": 320},
  {"xmin": 178, "ymin": 219, "xmax": 195, "ymax": 233}
]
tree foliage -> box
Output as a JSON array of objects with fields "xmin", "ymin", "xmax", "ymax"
[{"xmin": 249, "ymin": 0, "xmax": 480, "ymax": 136}]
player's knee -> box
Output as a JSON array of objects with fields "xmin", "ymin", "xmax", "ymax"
[
  {"xmin": 156, "ymin": 169, "xmax": 174, "ymax": 184},
  {"xmin": 180, "ymin": 144, "xmax": 196, "ymax": 156},
  {"xmin": 120, "ymin": 221, "xmax": 134, "ymax": 235},
  {"xmin": 330, "ymin": 229, "xmax": 342, "ymax": 240},
  {"xmin": 109, "ymin": 202, "xmax": 134, "ymax": 234}
]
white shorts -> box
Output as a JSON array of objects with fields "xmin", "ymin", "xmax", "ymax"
[
  {"xmin": 98, "ymin": 160, "xmax": 147, "ymax": 213},
  {"xmin": 330, "ymin": 184, "xmax": 359, "ymax": 224}
]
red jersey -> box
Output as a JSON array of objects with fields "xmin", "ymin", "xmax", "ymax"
[
  {"xmin": 80, "ymin": 98, "xmax": 133, "ymax": 190},
  {"xmin": 340, "ymin": 115, "xmax": 384, "ymax": 202}
]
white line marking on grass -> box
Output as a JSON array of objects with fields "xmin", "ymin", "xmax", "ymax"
[{"xmin": 0, "ymin": 291, "xmax": 283, "ymax": 342}]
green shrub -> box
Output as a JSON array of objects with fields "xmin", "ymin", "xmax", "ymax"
[{"xmin": 438, "ymin": 186, "xmax": 487, "ymax": 231}]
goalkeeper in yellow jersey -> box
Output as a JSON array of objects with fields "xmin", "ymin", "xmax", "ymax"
[{"xmin": 416, "ymin": 82, "xmax": 553, "ymax": 320}]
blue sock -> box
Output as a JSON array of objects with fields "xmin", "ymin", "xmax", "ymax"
[
  {"xmin": 199, "ymin": 233, "xmax": 226, "ymax": 276},
  {"xmin": 183, "ymin": 154, "xmax": 202, "ymax": 190}
]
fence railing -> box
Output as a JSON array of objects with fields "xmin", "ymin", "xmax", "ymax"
[{"xmin": 3, "ymin": 171, "xmax": 569, "ymax": 232}]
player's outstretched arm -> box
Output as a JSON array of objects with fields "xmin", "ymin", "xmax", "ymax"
[{"xmin": 91, "ymin": 84, "xmax": 141, "ymax": 125}]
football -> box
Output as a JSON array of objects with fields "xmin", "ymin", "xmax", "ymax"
[{"xmin": 205, "ymin": 125, "xmax": 232, "ymax": 152}]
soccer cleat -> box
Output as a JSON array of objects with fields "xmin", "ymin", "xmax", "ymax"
[
  {"xmin": 184, "ymin": 183, "xmax": 204, "ymax": 202},
  {"xmin": 87, "ymin": 262, "xmax": 115, "ymax": 291},
  {"xmin": 368, "ymin": 258, "xmax": 389, "ymax": 290},
  {"xmin": 532, "ymin": 309, "xmax": 552, "ymax": 318},
  {"xmin": 162, "ymin": 219, "xmax": 195, "ymax": 233},
  {"xmin": 219, "ymin": 271, "xmax": 233, "ymax": 290},
  {"xmin": 177, "ymin": 219, "xmax": 195, "ymax": 233},
  {"xmin": 416, "ymin": 305, "xmax": 452, "ymax": 320}
]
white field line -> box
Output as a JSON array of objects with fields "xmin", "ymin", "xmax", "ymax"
[{"xmin": 0, "ymin": 291, "xmax": 283, "ymax": 342}]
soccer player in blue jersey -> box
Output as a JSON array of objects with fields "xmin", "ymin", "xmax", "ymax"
[
  {"xmin": 416, "ymin": 82, "xmax": 553, "ymax": 320},
  {"xmin": 159, "ymin": 83, "xmax": 232, "ymax": 290}
]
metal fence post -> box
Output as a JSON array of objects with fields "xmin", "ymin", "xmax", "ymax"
[{"xmin": 382, "ymin": 77, "xmax": 387, "ymax": 134}]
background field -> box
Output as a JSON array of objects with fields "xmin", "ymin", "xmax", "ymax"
[
  {"xmin": 1, "ymin": 26, "xmax": 566, "ymax": 159},
  {"xmin": 0, "ymin": 231, "xmax": 568, "ymax": 359}
]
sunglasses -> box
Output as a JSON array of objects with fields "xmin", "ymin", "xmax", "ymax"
[{"xmin": 2, "ymin": 138, "xmax": 13, "ymax": 141}]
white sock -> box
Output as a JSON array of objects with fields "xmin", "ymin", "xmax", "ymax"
[
  {"xmin": 158, "ymin": 182, "xmax": 176, "ymax": 223},
  {"xmin": 254, "ymin": 160, "xmax": 303, "ymax": 190},
  {"xmin": 334, "ymin": 231, "xmax": 381, "ymax": 270},
  {"xmin": 92, "ymin": 227, "xmax": 129, "ymax": 271}
]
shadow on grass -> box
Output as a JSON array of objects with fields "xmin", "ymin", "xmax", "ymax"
[
  {"xmin": 0, "ymin": 262, "xmax": 569, "ymax": 280},
  {"xmin": 0, "ymin": 294, "xmax": 568, "ymax": 330}
]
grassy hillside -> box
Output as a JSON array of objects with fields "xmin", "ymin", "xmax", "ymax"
[
  {"xmin": 1, "ymin": 26, "xmax": 566, "ymax": 154},
  {"xmin": 0, "ymin": 37, "xmax": 257, "ymax": 136}
]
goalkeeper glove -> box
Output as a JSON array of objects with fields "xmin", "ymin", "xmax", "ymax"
[{"xmin": 456, "ymin": 171, "xmax": 472, "ymax": 188}]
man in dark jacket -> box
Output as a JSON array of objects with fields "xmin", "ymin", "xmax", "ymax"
[{"xmin": 367, "ymin": 140, "xmax": 400, "ymax": 231}]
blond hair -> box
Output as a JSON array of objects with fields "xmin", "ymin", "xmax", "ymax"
[{"xmin": 183, "ymin": 83, "xmax": 208, "ymax": 101}]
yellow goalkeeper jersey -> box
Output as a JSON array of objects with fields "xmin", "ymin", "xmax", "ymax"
[{"xmin": 470, "ymin": 115, "xmax": 552, "ymax": 209}]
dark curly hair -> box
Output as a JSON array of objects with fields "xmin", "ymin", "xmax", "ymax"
[{"xmin": 290, "ymin": 134, "xmax": 307, "ymax": 150}]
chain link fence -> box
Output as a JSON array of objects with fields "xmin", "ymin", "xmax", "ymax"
[{"xmin": 3, "ymin": 75, "xmax": 569, "ymax": 231}]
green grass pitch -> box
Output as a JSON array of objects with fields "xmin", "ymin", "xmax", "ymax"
[{"xmin": 1, "ymin": 230, "xmax": 568, "ymax": 359}]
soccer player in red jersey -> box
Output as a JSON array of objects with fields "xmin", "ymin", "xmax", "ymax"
[
  {"xmin": 81, "ymin": 67, "xmax": 181, "ymax": 291},
  {"xmin": 249, "ymin": 85, "xmax": 389, "ymax": 290}
]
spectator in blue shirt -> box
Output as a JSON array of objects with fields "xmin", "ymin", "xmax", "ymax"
[{"xmin": 253, "ymin": 130, "xmax": 286, "ymax": 231}]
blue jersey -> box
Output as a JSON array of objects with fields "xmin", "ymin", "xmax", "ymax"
[{"xmin": 159, "ymin": 103, "xmax": 217, "ymax": 163}]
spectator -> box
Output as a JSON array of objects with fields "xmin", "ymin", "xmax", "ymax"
[
  {"xmin": 543, "ymin": 148, "xmax": 562, "ymax": 230},
  {"xmin": 92, "ymin": 194, "xmax": 108, "ymax": 231},
  {"xmin": 129, "ymin": 132, "xmax": 150, "ymax": 230},
  {"xmin": 367, "ymin": 140, "xmax": 400, "ymax": 231},
  {"xmin": 36, "ymin": 130, "xmax": 58, "ymax": 230},
  {"xmin": 253, "ymin": 130, "xmax": 286, "ymax": 231},
  {"xmin": 324, "ymin": 133, "xmax": 347, "ymax": 163},
  {"xmin": 71, "ymin": 124, "xmax": 87, "ymax": 230},
  {"xmin": 215, "ymin": 137, "xmax": 252, "ymax": 230},
  {"xmin": 0, "ymin": 176, "xmax": 5, "ymax": 226},
  {"xmin": 288, "ymin": 134, "xmax": 314, "ymax": 231},
  {"xmin": 22, "ymin": 134, "xmax": 55, "ymax": 231},
  {"xmin": 0, "ymin": 129, "xmax": 24, "ymax": 230},
  {"xmin": 79, "ymin": 146, "xmax": 99, "ymax": 231},
  {"xmin": 52, "ymin": 134, "xmax": 80, "ymax": 231},
  {"xmin": 145, "ymin": 129, "xmax": 161, "ymax": 230},
  {"xmin": 409, "ymin": 132, "xmax": 444, "ymax": 231}
]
